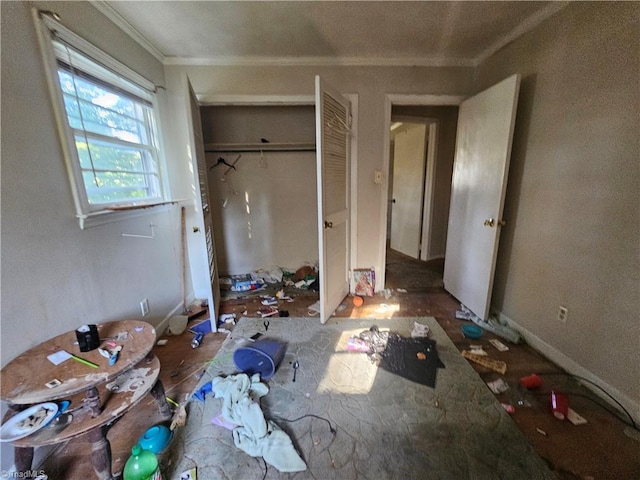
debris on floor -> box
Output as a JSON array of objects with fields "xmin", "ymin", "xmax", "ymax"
[
  {"xmin": 489, "ymin": 338, "xmax": 510, "ymax": 351},
  {"xmin": 519, "ymin": 373, "xmax": 542, "ymax": 389},
  {"xmin": 352, "ymin": 267, "xmax": 375, "ymax": 296},
  {"xmin": 348, "ymin": 326, "xmax": 445, "ymax": 387},
  {"xmin": 458, "ymin": 303, "xmax": 522, "ymax": 344},
  {"xmin": 461, "ymin": 350, "xmax": 507, "ymax": 374},
  {"xmin": 201, "ymin": 373, "xmax": 307, "ymax": 473},
  {"xmin": 487, "ymin": 377, "xmax": 510, "ymax": 394},
  {"xmin": 411, "ymin": 321, "xmax": 430, "ymax": 338},
  {"xmin": 180, "ymin": 467, "xmax": 197, "ymax": 480},
  {"xmin": 567, "ymin": 408, "xmax": 588, "ymax": 425}
]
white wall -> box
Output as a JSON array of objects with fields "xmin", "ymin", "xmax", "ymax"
[
  {"xmin": 0, "ymin": 3, "xmax": 185, "ymax": 364},
  {"xmin": 163, "ymin": 65, "xmax": 474, "ymax": 279},
  {"xmin": 477, "ymin": 2, "xmax": 639, "ymax": 411}
]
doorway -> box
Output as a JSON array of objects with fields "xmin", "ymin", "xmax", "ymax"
[{"xmin": 383, "ymin": 102, "xmax": 460, "ymax": 291}]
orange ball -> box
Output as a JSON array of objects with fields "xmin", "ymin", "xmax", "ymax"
[{"xmin": 352, "ymin": 295, "xmax": 364, "ymax": 307}]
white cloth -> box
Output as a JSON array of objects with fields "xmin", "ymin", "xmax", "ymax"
[{"xmin": 211, "ymin": 373, "xmax": 307, "ymax": 473}]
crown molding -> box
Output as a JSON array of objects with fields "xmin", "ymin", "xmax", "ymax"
[
  {"xmin": 89, "ymin": 0, "xmax": 166, "ymax": 62},
  {"xmin": 162, "ymin": 55, "xmax": 475, "ymax": 68},
  {"xmin": 474, "ymin": 1, "xmax": 570, "ymax": 66}
]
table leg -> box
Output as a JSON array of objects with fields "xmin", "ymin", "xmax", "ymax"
[
  {"xmin": 86, "ymin": 386, "xmax": 102, "ymax": 417},
  {"xmin": 89, "ymin": 425, "xmax": 113, "ymax": 480},
  {"xmin": 150, "ymin": 379, "xmax": 172, "ymax": 420},
  {"xmin": 14, "ymin": 446, "xmax": 34, "ymax": 474}
]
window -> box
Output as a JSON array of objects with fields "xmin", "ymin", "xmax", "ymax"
[{"xmin": 35, "ymin": 11, "xmax": 167, "ymax": 228}]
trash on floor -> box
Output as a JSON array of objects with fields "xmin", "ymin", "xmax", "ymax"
[
  {"xmin": 191, "ymin": 332, "xmax": 204, "ymax": 349},
  {"xmin": 461, "ymin": 350, "xmax": 507, "ymax": 374},
  {"xmin": 252, "ymin": 266, "xmax": 284, "ymax": 284},
  {"xmin": 461, "ymin": 324, "xmax": 483, "ymax": 339},
  {"xmin": 261, "ymin": 296, "xmax": 278, "ymax": 306},
  {"xmin": 551, "ymin": 390, "xmax": 569, "ymax": 420},
  {"xmin": 352, "ymin": 295, "xmax": 364, "ymax": 307},
  {"xmin": 233, "ymin": 339, "xmax": 286, "ymax": 380},
  {"xmin": 501, "ymin": 403, "xmax": 516, "ymax": 414},
  {"xmin": 489, "ymin": 338, "xmax": 510, "ymax": 351},
  {"xmin": 168, "ymin": 315, "xmax": 189, "ymax": 335},
  {"xmin": 221, "ymin": 274, "xmax": 266, "ymax": 292},
  {"xmin": 307, "ymin": 301, "xmax": 321, "ymax": 316},
  {"xmin": 411, "ymin": 321, "xmax": 430, "ymax": 338},
  {"xmin": 219, "ymin": 313, "xmax": 236, "ymax": 325},
  {"xmin": 138, "ymin": 424, "xmax": 173, "ymax": 454},
  {"xmin": 190, "ymin": 319, "xmax": 213, "ymax": 334},
  {"xmin": 352, "ymin": 268, "xmax": 375, "ymax": 296},
  {"xmin": 455, "ymin": 309, "xmax": 473, "ymax": 320},
  {"xmin": 487, "ymin": 377, "xmax": 510, "ymax": 394},
  {"xmin": 350, "ymin": 326, "xmax": 445, "ymax": 387},
  {"xmin": 459, "ymin": 303, "xmax": 522, "ymax": 344},
  {"xmin": 179, "ymin": 467, "xmax": 197, "ymax": 480},
  {"xmin": 567, "ymin": 408, "xmax": 588, "ymax": 425},
  {"xmin": 204, "ymin": 373, "xmax": 307, "ymax": 473},
  {"xmin": 258, "ymin": 306, "xmax": 279, "ymax": 318},
  {"xmin": 170, "ymin": 404, "xmax": 187, "ymax": 430},
  {"xmin": 468, "ymin": 345, "xmax": 487, "ymax": 356},
  {"xmin": 519, "ymin": 373, "xmax": 542, "ymax": 389},
  {"xmin": 347, "ymin": 336, "xmax": 371, "ymax": 352}
]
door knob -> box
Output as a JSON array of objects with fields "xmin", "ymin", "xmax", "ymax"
[
  {"xmin": 483, "ymin": 218, "xmax": 495, "ymax": 227},
  {"xmin": 324, "ymin": 221, "xmax": 333, "ymax": 229}
]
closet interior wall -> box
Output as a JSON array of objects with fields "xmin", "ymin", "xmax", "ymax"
[{"xmin": 201, "ymin": 105, "xmax": 318, "ymax": 276}]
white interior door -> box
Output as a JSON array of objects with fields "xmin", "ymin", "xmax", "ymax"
[
  {"xmin": 315, "ymin": 75, "xmax": 350, "ymax": 324},
  {"xmin": 188, "ymin": 81, "xmax": 221, "ymax": 320},
  {"xmin": 390, "ymin": 123, "xmax": 427, "ymax": 258},
  {"xmin": 443, "ymin": 74, "xmax": 521, "ymax": 320}
]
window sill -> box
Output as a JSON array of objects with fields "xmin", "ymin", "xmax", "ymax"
[{"xmin": 77, "ymin": 200, "xmax": 189, "ymax": 229}]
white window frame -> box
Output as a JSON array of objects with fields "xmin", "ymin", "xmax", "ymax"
[{"xmin": 33, "ymin": 10, "xmax": 171, "ymax": 229}]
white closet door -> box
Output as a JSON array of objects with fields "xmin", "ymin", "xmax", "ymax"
[
  {"xmin": 188, "ymin": 80, "xmax": 220, "ymax": 319},
  {"xmin": 315, "ymin": 76, "xmax": 350, "ymax": 324}
]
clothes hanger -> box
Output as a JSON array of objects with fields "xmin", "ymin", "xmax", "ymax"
[{"xmin": 211, "ymin": 157, "xmax": 236, "ymax": 170}]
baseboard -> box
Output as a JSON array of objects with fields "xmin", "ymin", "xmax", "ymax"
[{"xmin": 497, "ymin": 311, "xmax": 640, "ymax": 427}]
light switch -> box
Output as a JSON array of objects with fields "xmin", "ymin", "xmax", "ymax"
[{"xmin": 374, "ymin": 170, "xmax": 383, "ymax": 185}]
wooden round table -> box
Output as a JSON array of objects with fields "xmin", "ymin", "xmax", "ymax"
[{"xmin": 0, "ymin": 320, "xmax": 171, "ymax": 479}]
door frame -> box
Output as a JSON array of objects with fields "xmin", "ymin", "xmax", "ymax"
[
  {"xmin": 193, "ymin": 93, "xmax": 359, "ymax": 294},
  {"xmin": 379, "ymin": 94, "xmax": 465, "ymax": 289}
]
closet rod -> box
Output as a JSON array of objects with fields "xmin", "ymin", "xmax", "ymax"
[{"xmin": 204, "ymin": 142, "xmax": 316, "ymax": 153}]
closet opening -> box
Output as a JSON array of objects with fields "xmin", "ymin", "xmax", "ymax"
[{"xmin": 200, "ymin": 103, "xmax": 321, "ymax": 310}]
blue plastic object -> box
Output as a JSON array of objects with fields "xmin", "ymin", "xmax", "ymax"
[
  {"xmin": 233, "ymin": 339, "xmax": 287, "ymax": 379},
  {"xmin": 461, "ymin": 324, "xmax": 483, "ymax": 339},
  {"xmin": 137, "ymin": 425, "xmax": 173, "ymax": 454}
]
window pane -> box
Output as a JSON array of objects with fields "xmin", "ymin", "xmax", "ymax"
[
  {"xmin": 74, "ymin": 136, "xmax": 154, "ymax": 173},
  {"xmin": 82, "ymin": 171, "xmax": 159, "ymax": 205},
  {"xmin": 58, "ymin": 70, "xmax": 149, "ymax": 144}
]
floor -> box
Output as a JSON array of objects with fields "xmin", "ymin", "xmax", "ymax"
[{"xmin": 31, "ymin": 249, "xmax": 640, "ymax": 479}]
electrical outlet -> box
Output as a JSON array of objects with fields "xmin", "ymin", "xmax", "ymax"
[
  {"xmin": 558, "ymin": 306, "xmax": 568, "ymax": 324},
  {"xmin": 140, "ymin": 298, "xmax": 149, "ymax": 317}
]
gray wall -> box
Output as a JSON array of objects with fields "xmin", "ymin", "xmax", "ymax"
[
  {"xmin": 477, "ymin": 2, "xmax": 639, "ymax": 409},
  {"xmin": 1, "ymin": 2, "xmax": 184, "ymax": 364}
]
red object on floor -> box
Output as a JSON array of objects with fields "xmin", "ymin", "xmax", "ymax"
[{"xmin": 519, "ymin": 373, "xmax": 542, "ymax": 389}]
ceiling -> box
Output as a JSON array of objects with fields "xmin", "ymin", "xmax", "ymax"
[{"xmin": 95, "ymin": 1, "xmax": 566, "ymax": 66}]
